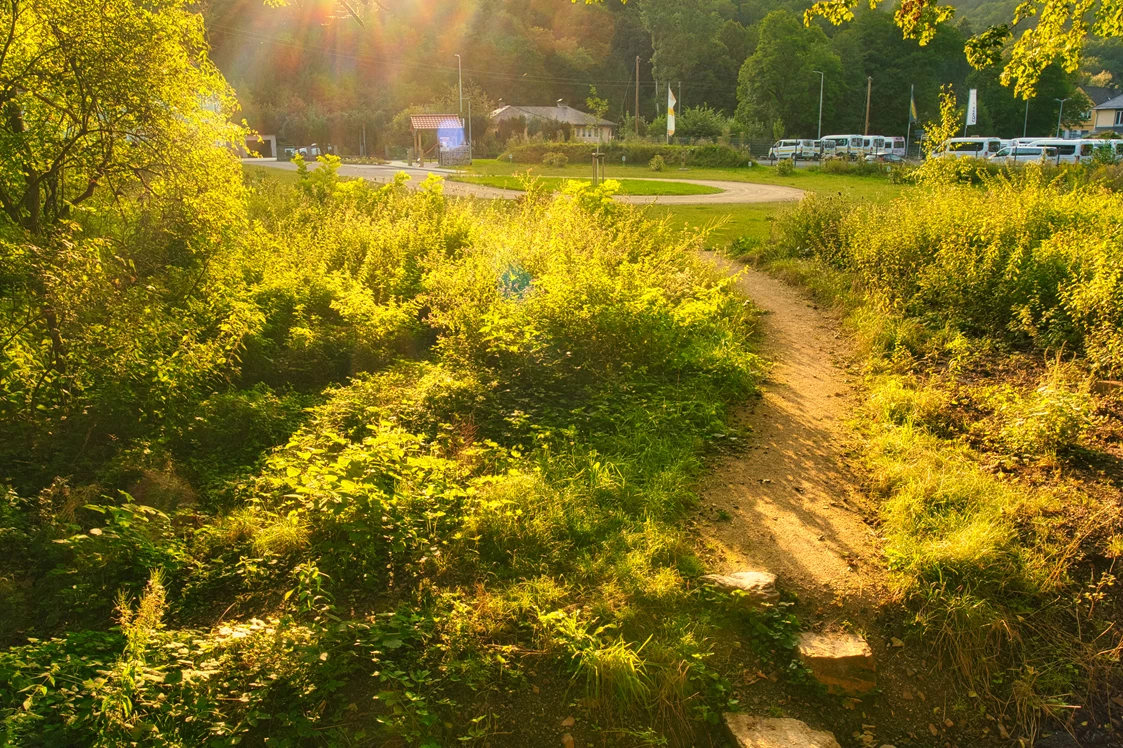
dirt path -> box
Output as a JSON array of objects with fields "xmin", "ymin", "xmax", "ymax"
[{"xmin": 699, "ymin": 255, "xmax": 885, "ymax": 611}]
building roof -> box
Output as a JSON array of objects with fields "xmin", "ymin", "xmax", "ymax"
[
  {"xmin": 491, "ymin": 104, "xmax": 615, "ymax": 127},
  {"xmin": 1093, "ymin": 93, "xmax": 1123, "ymax": 110},
  {"xmin": 410, "ymin": 114, "xmax": 463, "ymax": 130},
  {"xmin": 1081, "ymin": 86, "xmax": 1117, "ymax": 107}
]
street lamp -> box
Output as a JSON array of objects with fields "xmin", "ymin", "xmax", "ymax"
[
  {"xmin": 1055, "ymin": 97, "xmax": 1069, "ymax": 138},
  {"xmin": 455, "ymin": 54, "xmax": 463, "ymax": 114},
  {"xmin": 812, "ymin": 70, "xmax": 824, "ymax": 141}
]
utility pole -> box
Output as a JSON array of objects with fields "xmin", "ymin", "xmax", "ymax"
[
  {"xmin": 813, "ymin": 70, "xmax": 824, "ymax": 140},
  {"xmin": 1023, "ymin": 99, "xmax": 1030, "ymax": 138},
  {"xmin": 635, "ymin": 56, "xmax": 640, "ymax": 137},
  {"xmin": 455, "ymin": 54, "xmax": 463, "ymax": 114},
  {"xmin": 678, "ymin": 81, "xmax": 682, "ymax": 113},
  {"xmin": 864, "ymin": 76, "xmax": 872, "ymax": 135},
  {"xmin": 1055, "ymin": 97, "xmax": 1069, "ymax": 138},
  {"xmin": 468, "ymin": 99, "xmax": 473, "ymax": 162}
]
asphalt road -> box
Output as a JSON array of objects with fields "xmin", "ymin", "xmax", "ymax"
[{"xmin": 245, "ymin": 159, "xmax": 805, "ymax": 205}]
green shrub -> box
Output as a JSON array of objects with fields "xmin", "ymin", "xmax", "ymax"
[
  {"xmin": 542, "ymin": 151, "xmax": 568, "ymax": 168},
  {"xmin": 775, "ymin": 159, "xmax": 794, "ymax": 176},
  {"xmin": 649, "ymin": 154, "xmax": 666, "ymax": 171},
  {"xmin": 1, "ymin": 169, "xmax": 763, "ymax": 744}
]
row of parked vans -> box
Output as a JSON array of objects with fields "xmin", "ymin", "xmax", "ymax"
[
  {"xmin": 934, "ymin": 137, "xmax": 1121, "ymax": 164},
  {"xmin": 769, "ymin": 135, "xmax": 908, "ymax": 161}
]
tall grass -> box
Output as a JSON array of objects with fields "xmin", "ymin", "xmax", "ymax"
[{"xmin": 753, "ymin": 166, "xmax": 1123, "ymax": 738}]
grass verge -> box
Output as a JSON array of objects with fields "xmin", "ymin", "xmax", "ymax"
[{"xmin": 450, "ymin": 174, "xmax": 722, "ymax": 196}]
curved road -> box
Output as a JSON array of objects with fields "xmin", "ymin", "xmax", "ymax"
[{"xmin": 244, "ymin": 159, "xmax": 804, "ymax": 205}]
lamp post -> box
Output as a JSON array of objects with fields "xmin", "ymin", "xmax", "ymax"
[
  {"xmin": 455, "ymin": 54, "xmax": 463, "ymax": 114},
  {"xmin": 1023, "ymin": 99, "xmax": 1030, "ymax": 138},
  {"xmin": 813, "ymin": 70, "xmax": 824, "ymax": 141},
  {"xmin": 1055, "ymin": 97, "xmax": 1068, "ymax": 138}
]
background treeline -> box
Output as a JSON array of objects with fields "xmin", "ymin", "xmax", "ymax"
[{"xmin": 205, "ymin": 0, "xmax": 1119, "ymax": 150}]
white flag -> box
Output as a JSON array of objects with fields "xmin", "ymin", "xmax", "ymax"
[
  {"xmin": 966, "ymin": 88, "xmax": 978, "ymax": 127},
  {"xmin": 667, "ymin": 86, "xmax": 677, "ymax": 138}
]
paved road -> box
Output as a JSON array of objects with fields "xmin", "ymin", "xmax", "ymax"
[{"xmin": 245, "ymin": 159, "xmax": 804, "ymax": 205}]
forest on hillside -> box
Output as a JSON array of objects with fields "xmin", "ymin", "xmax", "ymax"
[{"xmin": 204, "ymin": 0, "xmax": 1123, "ymax": 151}]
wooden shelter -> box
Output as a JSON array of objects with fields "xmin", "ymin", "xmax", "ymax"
[{"xmin": 410, "ymin": 114, "xmax": 466, "ymax": 166}]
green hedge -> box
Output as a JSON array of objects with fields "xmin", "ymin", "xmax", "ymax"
[{"xmin": 504, "ymin": 142, "xmax": 754, "ymax": 168}]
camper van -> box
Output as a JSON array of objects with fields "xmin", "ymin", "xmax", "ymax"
[
  {"xmin": 821, "ymin": 134, "xmax": 863, "ymax": 159},
  {"xmin": 935, "ymin": 137, "xmax": 1004, "ymax": 159}
]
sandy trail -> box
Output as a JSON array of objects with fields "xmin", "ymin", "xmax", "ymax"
[{"xmin": 699, "ymin": 255, "xmax": 885, "ymax": 608}]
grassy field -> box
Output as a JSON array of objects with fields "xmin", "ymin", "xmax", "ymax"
[{"xmin": 449, "ymin": 174, "xmax": 721, "ymax": 195}]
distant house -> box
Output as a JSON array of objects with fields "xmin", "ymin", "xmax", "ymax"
[
  {"xmin": 491, "ymin": 102, "xmax": 616, "ymax": 143},
  {"xmin": 1090, "ymin": 89, "xmax": 1123, "ymax": 135},
  {"xmin": 1077, "ymin": 86, "xmax": 1118, "ymax": 136}
]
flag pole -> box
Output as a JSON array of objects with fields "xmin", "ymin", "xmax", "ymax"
[{"xmin": 905, "ymin": 84, "xmax": 914, "ymax": 160}]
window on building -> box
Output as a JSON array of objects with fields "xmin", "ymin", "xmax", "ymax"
[{"xmin": 1115, "ymin": 110, "xmax": 1123, "ymax": 126}]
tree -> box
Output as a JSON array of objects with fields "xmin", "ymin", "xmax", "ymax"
[
  {"xmin": 735, "ymin": 10, "xmax": 843, "ymax": 138},
  {"xmin": 803, "ymin": 0, "xmax": 1123, "ymax": 97},
  {"xmin": 0, "ymin": 0, "xmax": 243, "ymax": 235}
]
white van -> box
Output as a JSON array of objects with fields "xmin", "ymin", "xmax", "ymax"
[
  {"xmin": 769, "ymin": 139, "xmax": 802, "ymax": 160},
  {"xmin": 936, "ymin": 137, "xmax": 1004, "ymax": 159},
  {"xmin": 798, "ymin": 139, "xmax": 821, "ymax": 160},
  {"xmin": 858, "ymin": 136, "xmax": 886, "ymax": 158},
  {"xmin": 1024, "ymin": 139, "xmax": 1095, "ymax": 164},
  {"xmin": 988, "ymin": 145, "xmax": 1059, "ymax": 164},
  {"xmin": 887, "ymin": 136, "xmax": 907, "ymax": 157},
  {"xmin": 821, "ymin": 134, "xmax": 864, "ymax": 160}
]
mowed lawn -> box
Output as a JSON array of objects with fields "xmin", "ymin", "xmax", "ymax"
[
  {"xmin": 464, "ymin": 158, "xmax": 908, "ymax": 202},
  {"xmin": 449, "ymin": 174, "xmax": 722, "ymax": 196}
]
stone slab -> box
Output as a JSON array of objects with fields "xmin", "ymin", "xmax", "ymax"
[
  {"xmin": 701, "ymin": 570, "xmax": 780, "ymax": 607},
  {"xmin": 797, "ymin": 631, "xmax": 876, "ymax": 694},
  {"xmin": 723, "ymin": 714, "xmax": 841, "ymax": 748}
]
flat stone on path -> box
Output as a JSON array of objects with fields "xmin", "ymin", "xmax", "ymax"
[
  {"xmin": 723, "ymin": 714, "xmax": 841, "ymax": 747},
  {"xmin": 797, "ymin": 631, "xmax": 876, "ymax": 694},
  {"xmin": 701, "ymin": 570, "xmax": 780, "ymax": 607}
]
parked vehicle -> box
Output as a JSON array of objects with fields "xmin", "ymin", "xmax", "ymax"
[
  {"xmin": 821, "ymin": 134, "xmax": 864, "ymax": 159},
  {"xmin": 768, "ymin": 140, "xmax": 802, "ymax": 160},
  {"xmin": 988, "ymin": 145, "xmax": 1059, "ymax": 164},
  {"xmin": 865, "ymin": 152, "xmax": 905, "ymax": 163},
  {"xmin": 1024, "ymin": 139, "xmax": 1099, "ymax": 164},
  {"xmin": 935, "ymin": 137, "xmax": 1004, "ymax": 159},
  {"xmin": 887, "ymin": 136, "xmax": 907, "ymax": 157},
  {"xmin": 798, "ymin": 139, "xmax": 821, "ymax": 160}
]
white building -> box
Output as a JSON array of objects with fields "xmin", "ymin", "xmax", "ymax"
[{"xmin": 491, "ymin": 102, "xmax": 616, "ymax": 143}]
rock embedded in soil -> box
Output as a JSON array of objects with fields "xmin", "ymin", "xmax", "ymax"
[
  {"xmin": 724, "ymin": 714, "xmax": 841, "ymax": 747},
  {"xmin": 701, "ymin": 570, "xmax": 780, "ymax": 607},
  {"xmin": 797, "ymin": 631, "xmax": 876, "ymax": 694}
]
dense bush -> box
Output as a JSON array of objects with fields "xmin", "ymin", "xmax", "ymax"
[
  {"xmin": 541, "ymin": 151, "xmax": 568, "ymax": 167},
  {"xmin": 504, "ymin": 141, "xmax": 754, "ymax": 168},
  {"xmin": 776, "ymin": 166, "xmax": 1123, "ymax": 375},
  {"xmin": 649, "ymin": 154, "xmax": 666, "ymax": 171},
  {"xmin": 0, "ymin": 161, "xmax": 763, "ymax": 744}
]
